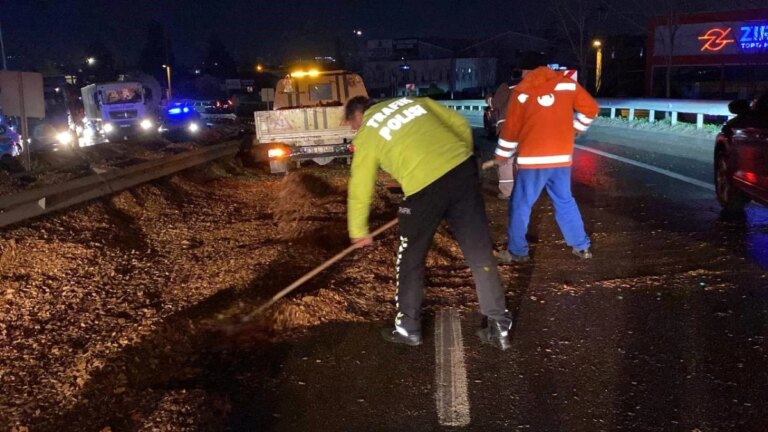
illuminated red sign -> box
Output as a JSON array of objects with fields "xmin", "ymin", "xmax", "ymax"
[{"xmin": 698, "ymin": 27, "xmax": 735, "ymax": 51}]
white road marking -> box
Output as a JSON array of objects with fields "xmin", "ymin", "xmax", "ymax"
[
  {"xmin": 575, "ymin": 144, "xmax": 716, "ymax": 191},
  {"xmin": 435, "ymin": 309, "xmax": 471, "ymax": 427}
]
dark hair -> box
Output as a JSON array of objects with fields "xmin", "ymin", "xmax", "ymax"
[
  {"xmin": 344, "ymin": 96, "xmax": 376, "ymax": 120},
  {"xmin": 511, "ymin": 68, "xmax": 523, "ymax": 80}
]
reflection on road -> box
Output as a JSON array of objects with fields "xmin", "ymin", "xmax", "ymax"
[{"xmin": 745, "ymin": 206, "xmax": 768, "ymax": 268}]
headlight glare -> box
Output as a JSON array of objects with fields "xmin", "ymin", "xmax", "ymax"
[{"xmin": 56, "ymin": 131, "xmax": 73, "ymax": 145}]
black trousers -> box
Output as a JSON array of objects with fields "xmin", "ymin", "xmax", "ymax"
[{"xmin": 395, "ymin": 157, "xmax": 509, "ymax": 332}]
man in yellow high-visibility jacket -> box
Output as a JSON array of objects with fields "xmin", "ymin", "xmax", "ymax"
[{"xmin": 345, "ymin": 95, "xmax": 513, "ymax": 350}]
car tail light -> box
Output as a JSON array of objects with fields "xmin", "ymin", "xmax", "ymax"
[{"xmin": 347, "ymin": 143, "xmax": 355, "ymax": 153}]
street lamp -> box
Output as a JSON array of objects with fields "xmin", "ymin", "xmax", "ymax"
[
  {"xmin": 162, "ymin": 64, "xmax": 172, "ymax": 99},
  {"xmin": 256, "ymin": 64, "xmax": 264, "ymax": 72},
  {"xmin": 353, "ymin": 29, "xmax": 363, "ymax": 37},
  {"xmin": 592, "ymin": 39, "xmax": 602, "ymax": 94},
  {"xmin": 86, "ymin": 57, "xmax": 96, "ymax": 66}
]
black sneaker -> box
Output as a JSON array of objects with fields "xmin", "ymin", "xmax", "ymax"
[
  {"xmin": 476, "ymin": 318, "xmax": 513, "ymax": 351},
  {"xmin": 381, "ymin": 327, "xmax": 422, "ymax": 346},
  {"xmin": 572, "ymin": 248, "xmax": 593, "ymax": 259},
  {"xmin": 496, "ymin": 249, "xmax": 530, "ymax": 263}
]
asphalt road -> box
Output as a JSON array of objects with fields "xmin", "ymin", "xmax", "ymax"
[
  {"xmin": 203, "ymin": 130, "xmax": 768, "ymax": 431},
  {"xmin": 26, "ymin": 125, "xmax": 764, "ymax": 431}
]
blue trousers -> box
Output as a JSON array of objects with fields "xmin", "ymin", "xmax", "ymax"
[{"xmin": 507, "ymin": 166, "xmax": 590, "ymax": 256}]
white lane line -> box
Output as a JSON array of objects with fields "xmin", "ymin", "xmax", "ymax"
[
  {"xmin": 435, "ymin": 308, "xmax": 471, "ymax": 427},
  {"xmin": 575, "ymin": 144, "xmax": 716, "ymax": 191}
]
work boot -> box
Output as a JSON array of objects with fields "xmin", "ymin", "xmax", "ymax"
[
  {"xmin": 476, "ymin": 317, "xmax": 513, "ymax": 351},
  {"xmin": 572, "ymin": 248, "xmax": 593, "ymax": 259},
  {"xmin": 381, "ymin": 327, "xmax": 422, "ymax": 346},
  {"xmin": 496, "ymin": 249, "xmax": 530, "ymax": 263}
]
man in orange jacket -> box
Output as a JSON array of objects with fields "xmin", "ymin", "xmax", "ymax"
[{"xmin": 494, "ymin": 66, "xmax": 599, "ymax": 262}]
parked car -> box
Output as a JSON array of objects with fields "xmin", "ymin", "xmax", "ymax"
[
  {"xmin": 714, "ymin": 93, "xmax": 768, "ymax": 212},
  {"xmin": 189, "ymin": 99, "xmax": 214, "ymax": 114},
  {"xmin": 205, "ymin": 98, "xmax": 234, "ymax": 114}
]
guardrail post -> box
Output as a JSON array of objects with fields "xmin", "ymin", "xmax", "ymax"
[
  {"xmin": 610, "ymin": 108, "xmax": 616, "ymax": 119},
  {"xmin": 696, "ymin": 114, "xmax": 704, "ymax": 129},
  {"xmin": 649, "ymin": 110, "xmax": 655, "ymax": 123},
  {"xmin": 628, "ymin": 108, "xmax": 635, "ymax": 121},
  {"xmin": 671, "ymin": 112, "xmax": 678, "ymax": 126}
]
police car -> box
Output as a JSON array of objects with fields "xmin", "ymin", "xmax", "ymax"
[
  {"xmin": 0, "ymin": 123, "xmax": 22, "ymax": 158},
  {"xmin": 159, "ymin": 102, "xmax": 203, "ymax": 140}
]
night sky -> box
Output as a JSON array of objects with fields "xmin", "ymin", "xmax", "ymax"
[
  {"xmin": 0, "ymin": 0, "xmax": 758, "ymax": 69},
  {"xmin": 2, "ymin": 0, "xmax": 539, "ymax": 67}
]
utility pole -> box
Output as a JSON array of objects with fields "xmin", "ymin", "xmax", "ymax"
[{"xmin": 0, "ymin": 21, "xmax": 7, "ymax": 70}]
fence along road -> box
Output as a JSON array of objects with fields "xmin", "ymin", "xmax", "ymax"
[{"xmin": 440, "ymin": 97, "xmax": 733, "ymax": 129}]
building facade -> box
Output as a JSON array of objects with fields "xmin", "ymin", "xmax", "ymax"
[
  {"xmin": 646, "ymin": 8, "xmax": 768, "ymax": 98},
  {"xmin": 362, "ymin": 38, "xmax": 499, "ymax": 98}
]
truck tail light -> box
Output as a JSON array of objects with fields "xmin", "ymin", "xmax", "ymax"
[{"xmin": 268, "ymin": 147, "xmax": 290, "ymax": 159}]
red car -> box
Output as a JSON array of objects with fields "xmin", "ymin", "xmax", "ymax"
[{"xmin": 715, "ymin": 93, "xmax": 768, "ymax": 212}]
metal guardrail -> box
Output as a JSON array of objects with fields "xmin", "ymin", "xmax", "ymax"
[
  {"xmin": 597, "ymin": 98, "xmax": 731, "ymax": 129},
  {"xmin": 439, "ymin": 100, "xmax": 487, "ymax": 113},
  {"xmin": 201, "ymin": 113, "xmax": 238, "ymax": 120},
  {"xmin": 0, "ymin": 141, "xmax": 240, "ymax": 228},
  {"xmin": 439, "ymin": 97, "xmax": 733, "ymax": 129}
]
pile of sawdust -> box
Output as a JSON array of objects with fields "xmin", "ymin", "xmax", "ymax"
[
  {"xmin": 267, "ymin": 288, "xmax": 356, "ymax": 333},
  {"xmin": 270, "ymin": 172, "xmax": 339, "ymax": 239}
]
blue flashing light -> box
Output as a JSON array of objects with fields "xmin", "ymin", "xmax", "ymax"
[
  {"xmin": 168, "ymin": 107, "xmax": 182, "ymax": 115},
  {"xmin": 183, "ymin": 107, "xmax": 189, "ymax": 113}
]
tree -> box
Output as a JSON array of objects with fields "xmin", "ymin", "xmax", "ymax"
[
  {"xmin": 204, "ymin": 33, "xmax": 237, "ymax": 78},
  {"xmin": 550, "ymin": 0, "xmax": 608, "ymax": 90},
  {"xmin": 139, "ymin": 20, "xmax": 174, "ymax": 83},
  {"xmin": 657, "ymin": 0, "xmax": 690, "ymax": 98}
]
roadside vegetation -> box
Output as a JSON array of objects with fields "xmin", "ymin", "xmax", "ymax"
[{"xmin": 594, "ymin": 115, "xmax": 723, "ymax": 138}]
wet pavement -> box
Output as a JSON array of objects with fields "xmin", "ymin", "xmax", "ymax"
[
  {"xmin": 207, "ymin": 133, "xmax": 768, "ymax": 431},
  {"xmin": 6, "ymin": 128, "xmax": 767, "ymax": 431}
]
